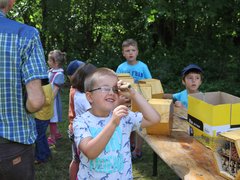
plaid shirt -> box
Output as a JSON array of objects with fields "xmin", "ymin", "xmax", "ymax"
[{"xmin": 0, "ymin": 11, "xmax": 48, "ymax": 144}]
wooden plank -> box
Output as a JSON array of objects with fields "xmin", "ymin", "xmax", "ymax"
[
  {"xmin": 138, "ymin": 107, "xmax": 226, "ymax": 180},
  {"xmin": 220, "ymin": 130, "xmax": 240, "ymax": 141}
]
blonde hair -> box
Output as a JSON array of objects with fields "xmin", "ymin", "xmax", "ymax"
[
  {"xmin": 84, "ymin": 68, "xmax": 117, "ymax": 92},
  {"xmin": 48, "ymin": 50, "xmax": 66, "ymax": 67},
  {"xmin": 122, "ymin": 39, "xmax": 138, "ymax": 49}
]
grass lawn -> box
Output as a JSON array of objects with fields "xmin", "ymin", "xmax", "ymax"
[{"xmin": 35, "ymin": 87, "xmax": 179, "ymax": 180}]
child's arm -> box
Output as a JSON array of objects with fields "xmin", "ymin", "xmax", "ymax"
[
  {"xmin": 52, "ymin": 73, "xmax": 64, "ymax": 98},
  {"xmin": 118, "ymin": 81, "xmax": 160, "ymax": 128},
  {"xmin": 175, "ymin": 101, "xmax": 187, "ymax": 110},
  {"xmin": 143, "ymin": 65, "xmax": 152, "ymax": 79},
  {"xmin": 163, "ymin": 92, "xmax": 187, "ymax": 109},
  {"xmin": 79, "ymin": 105, "xmax": 129, "ymax": 159},
  {"xmin": 162, "ymin": 93, "xmax": 173, "ymax": 99},
  {"xmin": 52, "ymin": 85, "xmax": 60, "ymax": 97}
]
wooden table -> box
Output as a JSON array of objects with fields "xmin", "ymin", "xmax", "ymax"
[{"xmin": 138, "ymin": 107, "xmax": 225, "ymax": 180}]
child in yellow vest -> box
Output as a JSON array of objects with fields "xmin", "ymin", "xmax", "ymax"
[{"xmin": 34, "ymin": 79, "xmax": 54, "ymax": 164}]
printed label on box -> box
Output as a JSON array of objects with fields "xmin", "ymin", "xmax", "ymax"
[
  {"xmin": 188, "ymin": 115, "xmax": 203, "ymax": 131},
  {"xmin": 188, "ymin": 114, "xmax": 231, "ymax": 136}
]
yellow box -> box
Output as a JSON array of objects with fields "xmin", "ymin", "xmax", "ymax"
[
  {"xmin": 138, "ymin": 79, "xmax": 164, "ymax": 98},
  {"xmin": 117, "ymin": 73, "xmax": 134, "ymax": 84},
  {"xmin": 131, "ymin": 84, "xmax": 152, "ymax": 112},
  {"xmin": 188, "ymin": 91, "xmax": 240, "ymax": 149},
  {"xmin": 146, "ymin": 99, "xmax": 173, "ymax": 135}
]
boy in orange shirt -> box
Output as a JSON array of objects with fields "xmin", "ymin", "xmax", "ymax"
[{"xmin": 66, "ymin": 60, "xmax": 85, "ymax": 180}]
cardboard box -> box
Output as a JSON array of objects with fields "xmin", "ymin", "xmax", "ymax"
[
  {"xmin": 146, "ymin": 99, "xmax": 173, "ymax": 135},
  {"xmin": 138, "ymin": 79, "xmax": 164, "ymax": 98},
  {"xmin": 188, "ymin": 91, "xmax": 240, "ymax": 149},
  {"xmin": 117, "ymin": 73, "xmax": 134, "ymax": 84},
  {"xmin": 131, "ymin": 83, "xmax": 152, "ymax": 112},
  {"xmin": 214, "ymin": 130, "xmax": 240, "ymax": 179}
]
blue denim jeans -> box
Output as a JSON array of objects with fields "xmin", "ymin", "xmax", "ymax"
[
  {"xmin": 35, "ymin": 119, "xmax": 51, "ymax": 162},
  {"xmin": 0, "ymin": 140, "xmax": 34, "ymax": 180}
]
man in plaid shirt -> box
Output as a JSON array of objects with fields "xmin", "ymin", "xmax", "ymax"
[{"xmin": 0, "ymin": 0, "xmax": 48, "ymax": 179}]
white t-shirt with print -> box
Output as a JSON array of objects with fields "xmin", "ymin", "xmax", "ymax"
[
  {"xmin": 74, "ymin": 90, "xmax": 91, "ymax": 116},
  {"xmin": 73, "ymin": 110, "xmax": 143, "ymax": 180}
]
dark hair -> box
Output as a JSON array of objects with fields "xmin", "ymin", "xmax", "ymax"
[
  {"xmin": 71, "ymin": 63, "xmax": 97, "ymax": 92},
  {"xmin": 182, "ymin": 69, "xmax": 203, "ymax": 81}
]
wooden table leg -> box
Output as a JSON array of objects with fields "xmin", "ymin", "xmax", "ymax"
[{"xmin": 153, "ymin": 151, "xmax": 158, "ymax": 176}]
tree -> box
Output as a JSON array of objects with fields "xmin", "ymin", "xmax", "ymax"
[{"xmin": 8, "ymin": 0, "xmax": 240, "ymax": 95}]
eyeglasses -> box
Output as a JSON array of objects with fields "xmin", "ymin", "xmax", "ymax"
[{"xmin": 89, "ymin": 86, "xmax": 119, "ymax": 94}]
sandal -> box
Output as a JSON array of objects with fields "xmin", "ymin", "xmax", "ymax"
[
  {"xmin": 47, "ymin": 137, "xmax": 56, "ymax": 146},
  {"xmin": 55, "ymin": 133, "xmax": 63, "ymax": 140},
  {"xmin": 131, "ymin": 151, "xmax": 143, "ymax": 161}
]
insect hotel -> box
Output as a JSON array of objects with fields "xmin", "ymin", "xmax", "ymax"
[{"xmin": 214, "ymin": 130, "xmax": 240, "ymax": 179}]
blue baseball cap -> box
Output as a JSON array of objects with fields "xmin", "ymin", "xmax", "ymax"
[
  {"xmin": 66, "ymin": 60, "xmax": 85, "ymax": 76},
  {"xmin": 181, "ymin": 64, "xmax": 203, "ymax": 76}
]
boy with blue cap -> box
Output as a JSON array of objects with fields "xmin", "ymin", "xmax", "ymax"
[
  {"xmin": 67, "ymin": 60, "xmax": 85, "ymax": 80},
  {"xmin": 164, "ymin": 64, "xmax": 203, "ymax": 109}
]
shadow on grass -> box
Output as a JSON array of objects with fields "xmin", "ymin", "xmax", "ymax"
[{"xmin": 35, "ymin": 136, "xmax": 72, "ymax": 180}]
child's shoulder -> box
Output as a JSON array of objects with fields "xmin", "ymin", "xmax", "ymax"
[
  {"xmin": 118, "ymin": 61, "xmax": 128, "ymax": 66},
  {"xmin": 74, "ymin": 110, "xmax": 90, "ymax": 120},
  {"xmin": 137, "ymin": 60, "xmax": 148, "ymax": 66},
  {"xmin": 173, "ymin": 89, "xmax": 187, "ymax": 98},
  {"xmin": 50, "ymin": 68, "xmax": 64, "ymax": 78},
  {"xmin": 174, "ymin": 89, "xmax": 187, "ymax": 94},
  {"xmin": 53, "ymin": 69, "xmax": 65, "ymax": 78},
  {"xmin": 51, "ymin": 68, "xmax": 64, "ymax": 73},
  {"xmin": 74, "ymin": 90, "xmax": 87, "ymax": 100}
]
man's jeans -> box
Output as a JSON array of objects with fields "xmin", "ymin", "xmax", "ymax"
[{"xmin": 0, "ymin": 138, "xmax": 34, "ymax": 180}]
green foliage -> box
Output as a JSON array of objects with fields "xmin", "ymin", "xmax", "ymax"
[{"xmin": 8, "ymin": 0, "xmax": 240, "ymax": 96}]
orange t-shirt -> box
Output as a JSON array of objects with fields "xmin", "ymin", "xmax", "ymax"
[{"xmin": 68, "ymin": 86, "xmax": 76, "ymax": 132}]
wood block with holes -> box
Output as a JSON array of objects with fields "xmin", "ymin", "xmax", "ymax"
[
  {"xmin": 214, "ymin": 130, "xmax": 240, "ymax": 179},
  {"xmin": 138, "ymin": 78, "xmax": 164, "ymax": 98},
  {"xmin": 146, "ymin": 99, "xmax": 173, "ymax": 135},
  {"xmin": 131, "ymin": 83, "xmax": 152, "ymax": 112},
  {"xmin": 117, "ymin": 73, "xmax": 134, "ymax": 84}
]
